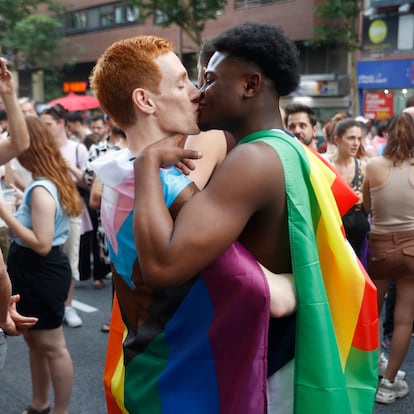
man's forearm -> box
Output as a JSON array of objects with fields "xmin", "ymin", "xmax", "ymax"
[{"xmin": 133, "ymin": 153, "xmax": 175, "ymax": 287}]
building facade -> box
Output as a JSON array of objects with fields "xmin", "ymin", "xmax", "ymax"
[
  {"xmin": 30, "ymin": 0, "xmax": 349, "ymax": 120},
  {"xmin": 358, "ymin": 0, "xmax": 414, "ymax": 120}
]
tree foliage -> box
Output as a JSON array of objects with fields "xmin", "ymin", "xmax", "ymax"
[
  {"xmin": 5, "ymin": 15, "xmax": 63, "ymax": 69},
  {"xmin": 0, "ymin": 0, "xmax": 66, "ymax": 69},
  {"xmin": 309, "ymin": 0, "xmax": 363, "ymax": 51},
  {"xmin": 126, "ymin": 0, "xmax": 227, "ymax": 48},
  {"xmin": 308, "ymin": 0, "xmax": 364, "ymax": 116}
]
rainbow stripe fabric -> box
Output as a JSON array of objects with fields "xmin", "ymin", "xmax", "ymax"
[
  {"xmin": 104, "ymin": 243, "xmax": 270, "ymax": 414},
  {"xmin": 94, "ymin": 149, "xmax": 270, "ymax": 414},
  {"xmin": 239, "ymin": 130, "xmax": 378, "ymax": 414}
]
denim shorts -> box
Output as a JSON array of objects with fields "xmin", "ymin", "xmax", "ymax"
[{"xmin": 368, "ymin": 230, "xmax": 414, "ymax": 280}]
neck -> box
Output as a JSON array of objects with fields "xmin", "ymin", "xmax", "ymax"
[
  {"xmin": 333, "ymin": 151, "xmax": 353, "ymax": 165},
  {"xmin": 125, "ymin": 123, "xmax": 167, "ymax": 157},
  {"xmin": 231, "ymin": 112, "xmax": 284, "ymax": 143},
  {"xmin": 55, "ymin": 131, "xmax": 68, "ymax": 147}
]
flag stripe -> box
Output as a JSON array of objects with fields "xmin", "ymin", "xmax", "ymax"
[{"xmin": 239, "ymin": 130, "xmax": 377, "ymax": 414}]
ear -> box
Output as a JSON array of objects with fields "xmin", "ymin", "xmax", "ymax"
[
  {"xmin": 243, "ymin": 72, "xmax": 261, "ymax": 98},
  {"xmin": 333, "ymin": 135, "xmax": 340, "ymax": 145},
  {"xmin": 132, "ymin": 88, "xmax": 155, "ymax": 115},
  {"xmin": 312, "ymin": 125, "xmax": 318, "ymax": 138}
]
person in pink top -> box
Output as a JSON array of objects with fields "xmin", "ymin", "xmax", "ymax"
[{"xmin": 371, "ymin": 120, "xmax": 389, "ymax": 154}]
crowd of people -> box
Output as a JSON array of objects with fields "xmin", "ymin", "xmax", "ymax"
[
  {"xmin": 285, "ymin": 98, "xmax": 414, "ymax": 406},
  {"xmin": 0, "ymin": 21, "xmax": 412, "ymax": 414}
]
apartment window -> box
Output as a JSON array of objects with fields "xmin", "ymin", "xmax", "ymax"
[
  {"xmin": 100, "ymin": 5, "xmax": 114, "ymax": 27},
  {"xmin": 65, "ymin": 2, "xmax": 141, "ymax": 35},
  {"xmin": 88, "ymin": 9, "xmax": 100, "ymax": 30},
  {"xmin": 127, "ymin": 6, "xmax": 140, "ymax": 22},
  {"xmin": 154, "ymin": 9, "xmax": 169, "ymax": 25},
  {"xmin": 235, "ymin": 0, "xmax": 284, "ymax": 9},
  {"xmin": 66, "ymin": 11, "xmax": 87, "ymax": 33}
]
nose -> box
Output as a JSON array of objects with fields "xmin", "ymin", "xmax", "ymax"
[{"xmin": 189, "ymin": 81, "xmax": 200, "ymax": 103}]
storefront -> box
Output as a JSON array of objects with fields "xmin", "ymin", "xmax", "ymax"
[
  {"xmin": 357, "ymin": 59, "xmax": 414, "ymax": 120},
  {"xmin": 358, "ymin": 3, "xmax": 414, "ymax": 120},
  {"xmin": 280, "ymin": 74, "xmax": 351, "ymax": 123}
]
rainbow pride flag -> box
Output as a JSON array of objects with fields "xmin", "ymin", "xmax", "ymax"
[
  {"xmin": 96, "ymin": 150, "xmax": 270, "ymax": 413},
  {"xmin": 239, "ymin": 130, "xmax": 378, "ymax": 413},
  {"xmin": 104, "ymin": 243, "xmax": 270, "ymax": 414}
]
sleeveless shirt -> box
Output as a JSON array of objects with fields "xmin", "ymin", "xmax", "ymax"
[
  {"xmin": 370, "ymin": 160, "xmax": 414, "ymax": 232},
  {"xmin": 14, "ymin": 178, "xmax": 69, "ymax": 247}
]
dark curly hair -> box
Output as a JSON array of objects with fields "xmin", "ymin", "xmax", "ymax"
[{"xmin": 212, "ymin": 22, "xmax": 300, "ymax": 97}]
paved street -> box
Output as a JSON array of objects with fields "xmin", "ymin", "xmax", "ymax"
[
  {"xmin": 0, "ymin": 279, "xmax": 111, "ymax": 414},
  {"xmin": 0, "ymin": 277, "xmax": 413, "ymax": 413}
]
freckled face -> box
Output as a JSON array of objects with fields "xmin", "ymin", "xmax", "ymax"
[{"xmin": 152, "ymin": 52, "xmax": 200, "ymax": 136}]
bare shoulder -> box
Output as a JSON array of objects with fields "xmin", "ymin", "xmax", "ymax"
[
  {"xmin": 186, "ymin": 130, "xmax": 227, "ymax": 190},
  {"xmin": 206, "ymin": 140, "xmax": 285, "ymax": 201},
  {"xmin": 30, "ymin": 185, "xmax": 56, "ymax": 212},
  {"xmin": 366, "ymin": 155, "xmax": 388, "ymax": 172},
  {"xmin": 359, "ymin": 157, "xmax": 368, "ymax": 174},
  {"xmin": 186, "ymin": 130, "xmax": 227, "ymax": 154},
  {"xmin": 230, "ymin": 140, "xmax": 284, "ymax": 174},
  {"xmin": 365, "ymin": 156, "xmax": 390, "ymax": 186}
]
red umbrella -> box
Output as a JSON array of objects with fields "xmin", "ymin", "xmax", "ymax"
[{"xmin": 47, "ymin": 92, "xmax": 100, "ymax": 111}]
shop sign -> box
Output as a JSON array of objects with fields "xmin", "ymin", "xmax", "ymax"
[
  {"xmin": 363, "ymin": 91, "xmax": 394, "ymax": 120},
  {"xmin": 358, "ymin": 59, "xmax": 414, "ymax": 88},
  {"xmin": 361, "ymin": 13, "xmax": 414, "ymax": 59},
  {"xmin": 371, "ymin": 0, "xmax": 414, "ymax": 7},
  {"xmin": 63, "ymin": 81, "xmax": 88, "ymax": 93},
  {"xmin": 298, "ymin": 80, "xmax": 338, "ymax": 96}
]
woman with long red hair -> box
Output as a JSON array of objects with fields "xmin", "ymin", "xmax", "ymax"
[{"xmin": 0, "ymin": 116, "xmax": 82, "ymax": 414}]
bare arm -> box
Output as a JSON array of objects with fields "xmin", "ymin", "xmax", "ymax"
[
  {"xmin": 133, "ymin": 136, "xmax": 281, "ymax": 288},
  {"xmin": 186, "ymin": 130, "xmax": 227, "ymax": 190},
  {"xmin": 260, "ymin": 265, "xmax": 296, "ymax": 317},
  {"xmin": 67, "ymin": 161, "xmax": 89, "ymax": 190},
  {"xmin": 89, "ymin": 175, "xmax": 103, "ymax": 209},
  {"xmin": 0, "ymin": 59, "xmax": 30, "ymax": 163},
  {"xmin": 0, "ymin": 252, "xmax": 11, "ymax": 327},
  {"xmin": 4, "ymin": 163, "xmax": 27, "ymax": 191},
  {"xmin": 185, "ymin": 131, "xmax": 296, "ymax": 317},
  {"xmin": 362, "ymin": 168, "xmax": 371, "ymax": 214},
  {"xmin": 0, "ymin": 186, "xmax": 55, "ymax": 256},
  {"xmin": 363, "ymin": 157, "xmax": 386, "ymax": 214}
]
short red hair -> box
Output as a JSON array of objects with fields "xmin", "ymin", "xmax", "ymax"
[{"xmin": 90, "ymin": 36, "xmax": 175, "ymax": 129}]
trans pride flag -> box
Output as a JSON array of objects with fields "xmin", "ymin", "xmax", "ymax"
[
  {"xmin": 239, "ymin": 130, "xmax": 378, "ymax": 414},
  {"xmin": 95, "ymin": 150, "xmax": 270, "ymax": 414}
]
